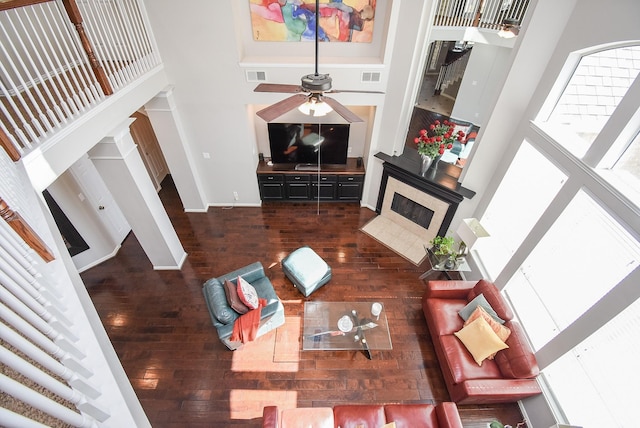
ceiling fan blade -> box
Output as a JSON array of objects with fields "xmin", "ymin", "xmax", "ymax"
[
  {"xmin": 254, "ymin": 83, "xmax": 303, "ymax": 93},
  {"xmin": 323, "ymin": 96, "xmax": 363, "ymax": 123},
  {"xmin": 327, "ymin": 89, "xmax": 385, "ymax": 94},
  {"xmin": 256, "ymin": 94, "xmax": 308, "ymax": 122}
]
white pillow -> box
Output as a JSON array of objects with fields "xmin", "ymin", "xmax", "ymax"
[{"xmin": 236, "ymin": 276, "xmax": 259, "ymax": 310}]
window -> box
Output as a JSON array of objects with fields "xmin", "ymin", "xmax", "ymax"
[
  {"xmin": 541, "ymin": 46, "xmax": 640, "ymax": 158},
  {"xmin": 476, "ymin": 42, "xmax": 640, "ymax": 427}
]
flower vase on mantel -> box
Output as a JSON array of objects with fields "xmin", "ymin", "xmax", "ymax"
[{"xmin": 420, "ymin": 154, "xmax": 440, "ymax": 176}]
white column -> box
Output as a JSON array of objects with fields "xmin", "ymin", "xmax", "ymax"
[
  {"xmin": 89, "ymin": 119, "xmax": 187, "ymax": 270},
  {"xmin": 144, "ymin": 85, "xmax": 208, "ymax": 212}
]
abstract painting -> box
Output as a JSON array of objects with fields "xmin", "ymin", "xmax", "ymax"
[{"xmin": 249, "ymin": 0, "xmax": 375, "ymax": 43}]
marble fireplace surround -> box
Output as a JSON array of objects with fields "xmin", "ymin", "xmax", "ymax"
[{"xmin": 362, "ymin": 152, "xmax": 474, "ymax": 265}]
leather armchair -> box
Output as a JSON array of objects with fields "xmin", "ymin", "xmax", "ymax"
[{"xmin": 202, "ymin": 261, "xmax": 285, "ymax": 350}]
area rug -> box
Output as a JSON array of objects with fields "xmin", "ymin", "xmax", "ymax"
[
  {"xmin": 361, "ymin": 216, "xmax": 427, "ymax": 266},
  {"xmin": 231, "ymin": 316, "xmax": 300, "ymax": 372}
]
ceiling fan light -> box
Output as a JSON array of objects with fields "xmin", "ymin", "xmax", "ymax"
[
  {"xmin": 498, "ymin": 18, "xmax": 520, "ymax": 39},
  {"xmin": 298, "ymin": 97, "xmax": 333, "ymax": 117}
]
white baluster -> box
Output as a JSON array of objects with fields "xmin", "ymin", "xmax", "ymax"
[
  {"xmin": 0, "ymin": 374, "xmax": 97, "ymax": 428},
  {"xmin": 0, "ymin": 283, "xmax": 78, "ymax": 343},
  {"xmin": 0, "ymin": 407, "xmax": 49, "ymax": 428},
  {"xmin": 0, "ymin": 303, "xmax": 90, "ymax": 377}
]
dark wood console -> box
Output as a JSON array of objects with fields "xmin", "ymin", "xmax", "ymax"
[{"xmin": 256, "ymin": 158, "xmax": 365, "ymax": 202}]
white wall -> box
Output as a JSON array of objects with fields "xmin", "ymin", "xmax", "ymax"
[
  {"xmin": 451, "ymin": 43, "xmax": 512, "ymax": 126},
  {"xmin": 143, "ymin": 0, "xmax": 432, "ymax": 208}
]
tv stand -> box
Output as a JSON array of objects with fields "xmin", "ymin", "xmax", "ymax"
[
  {"xmin": 257, "ymin": 158, "xmax": 365, "ymax": 202},
  {"xmin": 295, "ymin": 163, "xmax": 320, "ymax": 171}
]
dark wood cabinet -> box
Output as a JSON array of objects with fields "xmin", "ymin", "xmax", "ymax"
[
  {"xmin": 337, "ymin": 175, "xmax": 364, "ymax": 200},
  {"xmin": 257, "ymin": 159, "xmax": 364, "ymax": 203},
  {"xmin": 285, "ymin": 175, "xmax": 311, "ymax": 199},
  {"xmin": 257, "ymin": 174, "xmax": 285, "ymax": 200}
]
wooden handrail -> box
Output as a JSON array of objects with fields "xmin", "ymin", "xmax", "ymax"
[
  {"xmin": 0, "ymin": 0, "xmax": 50, "ymax": 12},
  {"xmin": 0, "ymin": 0, "xmax": 113, "ymax": 96},
  {"xmin": 0, "ymin": 128, "xmax": 21, "ymax": 161},
  {"xmin": 61, "ymin": 0, "xmax": 113, "ymax": 96},
  {"xmin": 0, "ymin": 197, "xmax": 55, "ymax": 262}
]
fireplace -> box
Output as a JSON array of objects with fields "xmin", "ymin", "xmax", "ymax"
[
  {"xmin": 378, "ymin": 176, "xmax": 451, "ymax": 248},
  {"xmin": 359, "ymin": 152, "xmax": 475, "ymax": 265},
  {"xmin": 391, "ymin": 193, "xmax": 434, "ymax": 230}
]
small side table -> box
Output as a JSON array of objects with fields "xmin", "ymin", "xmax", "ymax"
[{"xmin": 419, "ymin": 246, "xmax": 471, "ymax": 280}]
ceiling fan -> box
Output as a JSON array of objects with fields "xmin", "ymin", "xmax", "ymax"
[{"xmin": 254, "ymin": 0, "xmax": 382, "ymax": 123}]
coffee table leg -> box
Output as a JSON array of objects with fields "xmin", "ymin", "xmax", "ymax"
[{"xmin": 356, "ymin": 327, "xmax": 372, "ymax": 359}]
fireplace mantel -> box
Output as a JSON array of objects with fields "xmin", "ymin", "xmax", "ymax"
[{"xmin": 374, "ymin": 151, "xmax": 475, "ymax": 237}]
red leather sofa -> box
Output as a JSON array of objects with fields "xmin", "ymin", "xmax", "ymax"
[
  {"xmin": 422, "ymin": 279, "xmax": 542, "ymax": 404},
  {"xmin": 262, "ymin": 402, "xmax": 463, "ymax": 428}
]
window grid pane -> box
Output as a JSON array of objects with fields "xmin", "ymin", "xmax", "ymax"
[
  {"xmin": 545, "ymin": 46, "xmax": 640, "ymax": 158},
  {"xmin": 543, "ymin": 296, "xmax": 640, "ymax": 427},
  {"xmin": 477, "ymin": 141, "xmax": 566, "ymax": 279},
  {"xmin": 505, "ymin": 190, "xmax": 640, "ymax": 350}
]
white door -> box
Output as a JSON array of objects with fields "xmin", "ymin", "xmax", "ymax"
[{"xmin": 69, "ymin": 155, "xmax": 130, "ymax": 245}]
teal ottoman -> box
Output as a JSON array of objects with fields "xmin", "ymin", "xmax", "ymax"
[{"xmin": 282, "ymin": 246, "xmax": 332, "ymax": 297}]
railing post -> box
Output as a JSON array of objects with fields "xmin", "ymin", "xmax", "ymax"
[
  {"xmin": 0, "ymin": 128, "xmax": 21, "ymax": 161},
  {"xmin": 473, "ymin": 0, "xmax": 486, "ymax": 27},
  {"xmin": 61, "ymin": 0, "xmax": 113, "ymax": 96},
  {"xmin": 0, "ymin": 197, "xmax": 55, "ymax": 262}
]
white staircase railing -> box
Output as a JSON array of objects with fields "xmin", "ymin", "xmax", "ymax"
[
  {"xmin": 0, "ymin": 217, "xmax": 108, "ymax": 426},
  {"xmin": 0, "ymin": 0, "xmax": 160, "ymax": 160},
  {"xmin": 433, "ymin": 0, "xmax": 529, "ymax": 30},
  {"xmin": 434, "ymin": 49, "xmax": 472, "ymax": 95}
]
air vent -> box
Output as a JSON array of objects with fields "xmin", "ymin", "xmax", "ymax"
[
  {"xmin": 246, "ymin": 71, "xmax": 267, "ymax": 82},
  {"xmin": 361, "ymin": 71, "xmax": 381, "ymax": 83}
]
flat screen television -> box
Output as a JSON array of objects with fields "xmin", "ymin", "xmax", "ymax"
[{"xmin": 268, "ymin": 123, "xmax": 350, "ymax": 168}]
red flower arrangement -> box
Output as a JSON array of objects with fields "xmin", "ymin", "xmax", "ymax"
[{"xmin": 414, "ymin": 119, "xmax": 466, "ymax": 158}]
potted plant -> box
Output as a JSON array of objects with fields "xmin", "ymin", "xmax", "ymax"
[
  {"xmin": 430, "ymin": 235, "xmax": 455, "ymax": 256},
  {"xmin": 429, "ymin": 235, "xmax": 458, "ymax": 267}
]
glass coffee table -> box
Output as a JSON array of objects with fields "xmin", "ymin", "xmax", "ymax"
[{"xmin": 302, "ymin": 301, "xmax": 392, "ymax": 359}]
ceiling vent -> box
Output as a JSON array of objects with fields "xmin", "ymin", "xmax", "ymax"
[
  {"xmin": 246, "ymin": 71, "xmax": 267, "ymax": 82},
  {"xmin": 361, "ymin": 71, "xmax": 381, "ymax": 83}
]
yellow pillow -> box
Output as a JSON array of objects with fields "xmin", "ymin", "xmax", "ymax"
[
  {"xmin": 454, "ymin": 316, "xmax": 509, "ymax": 365},
  {"xmin": 382, "ymin": 423, "xmax": 396, "ymax": 428},
  {"xmin": 464, "ymin": 306, "xmax": 511, "ymax": 359},
  {"xmin": 465, "ymin": 306, "xmax": 511, "ymax": 341}
]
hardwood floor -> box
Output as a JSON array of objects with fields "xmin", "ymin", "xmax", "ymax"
[{"xmin": 82, "ymin": 177, "xmax": 524, "ymax": 427}]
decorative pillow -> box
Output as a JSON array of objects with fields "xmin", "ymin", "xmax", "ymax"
[
  {"xmin": 223, "ymin": 279, "xmax": 249, "ymax": 314},
  {"xmin": 465, "ymin": 306, "xmax": 511, "ymax": 359},
  {"xmin": 454, "ymin": 316, "xmax": 509, "ymax": 366},
  {"xmin": 459, "ymin": 293, "xmax": 505, "ymax": 324},
  {"xmin": 236, "ymin": 276, "xmax": 259, "ymax": 310},
  {"xmin": 382, "ymin": 423, "xmax": 396, "ymax": 428}
]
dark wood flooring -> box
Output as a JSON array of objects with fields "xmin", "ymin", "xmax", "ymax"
[{"xmin": 82, "ymin": 177, "xmax": 523, "ymax": 428}]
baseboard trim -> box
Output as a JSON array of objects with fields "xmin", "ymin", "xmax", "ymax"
[
  {"xmin": 152, "ymin": 251, "xmax": 188, "ymax": 271},
  {"xmin": 76, "ymin": 245, "xmax": 122, "ymax": 273}
]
